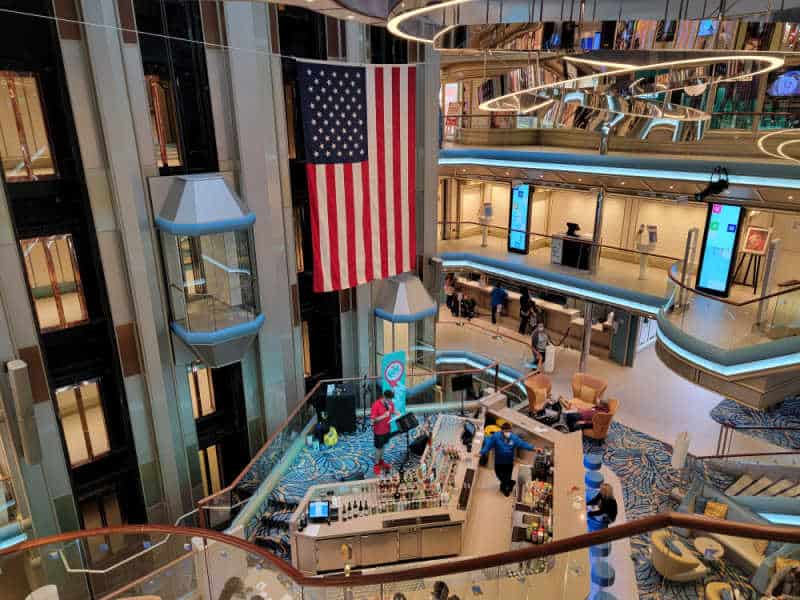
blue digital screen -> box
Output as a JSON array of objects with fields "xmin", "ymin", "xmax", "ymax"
[
  {"xmin": 697, "ymin": 203, "xmax": 743, "ymax": 294},
  {"xmin": 308, "ymin": 501, "xmax": 329, "ymax": 520},
  {"xmin": 698, "ymin": 19, "xmax": 717, "ymax": 37},
  {"xmin": 508, "ymin": 184, "xmax": 532, "ymax": 253},
  {"xmin": 767, "ymin": 71, "xmax": 800, "ymax": 97}
]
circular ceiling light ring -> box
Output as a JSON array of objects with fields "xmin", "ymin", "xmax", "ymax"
[
  {"xmin": 387, "ymin": 0, "xmax": 475, "ymax": 45},
  {"xmin": 479, "ymin": 55, "xmax": 784, "ymax": 112},
  {"xmin": 756, "ymin": 129, "xmax": 800, "ymax": 164},
  {"xmin": 777, "ymin": 139, "xmax": 800, "ymax": 163}
]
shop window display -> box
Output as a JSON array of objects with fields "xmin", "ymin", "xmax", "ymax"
[
  {"xmin": 0, "ymin": 71, "xmax": 56, "ymax": 181},
  {"xmin": 19, "ymin": 235, "xmax": 89, "ymax": 333},
  {"xmin": 54, "ymin": 380, "xmax": 111, "ymax": 468}
]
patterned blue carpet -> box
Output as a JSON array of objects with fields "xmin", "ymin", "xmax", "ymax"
[
  {"xmin": 269, "ymin": 415, "xmax": 438, "ymax": 506},
  {"xmin": 584, "ymin": 422, "xmax": 754, "ymax": 600},
  {"xmin": 710, "ymin": 396, "xmax": 800, "ymax": 449}
]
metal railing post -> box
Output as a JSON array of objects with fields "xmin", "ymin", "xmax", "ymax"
[
  {"xmin": 756, "ymin": 238, "xmax": 781, "ymax": 330},
  {"xmin": 676, "ymin": 228, "xmax": 699, "ymax": 310}
]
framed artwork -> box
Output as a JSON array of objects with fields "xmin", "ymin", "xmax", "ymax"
[{"xmin": 741, "ymin": 226, "xmax": 772, "ymax": 255}]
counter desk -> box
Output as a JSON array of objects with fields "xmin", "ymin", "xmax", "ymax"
[{"xmin": 288, "ymin": 405, "xmax": 590, "ymax": 599}]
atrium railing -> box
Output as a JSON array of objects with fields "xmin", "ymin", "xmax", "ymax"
[
  {"xmin": 715, "ymin": 423, "xmax": 800, "ymax": 457},
  {"xmin": 4, "ymin": 515, "xmax": 800, "ymax": 599},
  {"xmin": 196, "ymin": 359, "xmax": 504, "ymax": 530},
  {"xmin": 662, "ymin": 262, "xmax": 800, "ymax": 354},
  {"xmin": 443, "ymin": 111, "xmax": 798, "ymax": 134}
]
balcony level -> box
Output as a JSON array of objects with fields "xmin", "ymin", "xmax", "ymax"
[{"xmin": 438, "ymin": 148, "xmax": 800, "ymax": 406}]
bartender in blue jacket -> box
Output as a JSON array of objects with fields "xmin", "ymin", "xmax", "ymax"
[{"xmin": 480, "ymin": 422, "xmax": 534, "ymax": 496}]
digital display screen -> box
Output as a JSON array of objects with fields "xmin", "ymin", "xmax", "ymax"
[
  {"xmin": 508, "ymin": 183, "xmax": 532, "ymax": 254},
  {"xmin": 767, "ymin": 71, "xmax": 800, "ymax": 97},
  {"xmin": 698, "ymin": 19, "xmax": 717, "ymax": 37},
  {"xmin": 696, "ymin": 203, "xmax": 743, "ymax": 296},
  {"xmin": 308, "ymin": 501, "xmax": 329, "ymax": 520}
]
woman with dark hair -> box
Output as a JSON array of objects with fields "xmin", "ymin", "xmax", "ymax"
[{"xmin": 218, "ymin": 577, "xmax": 245, "ymax": 600}]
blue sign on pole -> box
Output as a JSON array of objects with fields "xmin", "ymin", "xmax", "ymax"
[{"xmin": 381, "ymin": 351, "xmax": 407, "ymax": 433}]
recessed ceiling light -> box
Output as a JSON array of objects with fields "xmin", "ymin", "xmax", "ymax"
[
  {"xmin": 578, "ymin": 178, "xmax": 582, "ymax": 182},
  {"xmin": 347, "ymin": 14, "xmax": 354, "ymax": 19},
  {"xmin": 789, "ymin": 195, "xmax": 794, "ymax": 200},
  {"xmin": 669, "ymin": 185, "xmax": 674, "ymax": 189},
  {"xmin": 505, "ymin": 171, "xmax": 510, "ymax": 176},
  {"xmin": 539, "ymin": 175, "xmax": 544, "ymax": 178},
  {"xmin": 620, "ymin": 181, "xmax": 626, "ymax": 185}
]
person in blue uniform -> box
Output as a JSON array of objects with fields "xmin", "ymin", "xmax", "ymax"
[
  {"xmin": 490, "ymin": 283, "xmax": 508, "ymax": 324},
  {"xmin": 480, "ymin": 422, "xmax": 534, "ymax": 496}
]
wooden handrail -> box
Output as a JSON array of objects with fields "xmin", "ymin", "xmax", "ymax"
[
  {"xmin": 4, "ymin": 514, "xmax": 800, "ymax": 588},
  {"xmin": 197, "ymin": 360, "xmax": 502, "ymax": 513},
  {"xmin": 438, "ymin": 220, "xmax": 682, "ymax": 262},
  {"xmin": 694, "ymin": 451, "xmax": 800, "ymax": 460},
  {"xmin": 667, "ymin": 262, "xmax": 800, "ymax": 307}
]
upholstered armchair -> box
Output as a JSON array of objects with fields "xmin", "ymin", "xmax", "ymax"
[
  {"xmin": 651, "ymin": 529, "xmax": 708, "ymax": 582},
  {"xmin": 583, "ymin": 398, "xmax": 618, "ymax": 440},
  {"xmin": 524, "ymin": 373, "xmax": 552, "ymax": 413},
  {"xmin": 570, "ymin": 373, "xmax": 608, "ymax": 410}
]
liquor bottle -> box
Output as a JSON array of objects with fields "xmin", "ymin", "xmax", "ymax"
[{"xmin": 358, "ymin": 500, "xmax": 364, "ymax": 517}]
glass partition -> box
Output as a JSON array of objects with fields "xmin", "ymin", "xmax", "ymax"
[
  {"xmin": 3, "ymin": 518, "xmax": 797, "ymax": 600},
  {"xmin": 375, "ymin": 315, "xmax": 437, "ymax": 394},
  {"xmin": 167, "ymin": 230, "xmax": 257, "ymax": 333}
]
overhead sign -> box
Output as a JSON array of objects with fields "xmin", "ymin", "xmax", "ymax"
[{"xmin": 381, "ymin": 351, "xmax": 407, "ymax": 433}]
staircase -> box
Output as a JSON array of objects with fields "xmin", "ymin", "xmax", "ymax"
[{"xmin": 725, "ymin": 474, "xmax": 800, "ymax": 498}]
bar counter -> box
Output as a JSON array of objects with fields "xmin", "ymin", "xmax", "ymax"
[{"xmin": 288, "ymin": 402, "xmax": 590, "ymax": 598}]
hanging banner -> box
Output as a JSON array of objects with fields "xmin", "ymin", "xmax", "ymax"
[
  {"xmin": 381, "ymin": 350, "xmax": 407, "ymax": 432},
  {"xmin": 445, "ymin": 102, "xmax": 463, "ymax": 127}
]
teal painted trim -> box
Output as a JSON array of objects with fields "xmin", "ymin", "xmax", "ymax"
[
  {"xmin": 439, "ymin": 253, "xmax": 664, "ymax": 316},
  {"xmin": 375, "ymin": 306, "xmax": 437, "ymax": 323},
  {"xmin": 656, "ymin": 318, "xmax": 800, "ymax": 375},
  {"xmin": 231, "ymin": 418, "xmax": 316, "ymax": 533},
  {"xmin": 155, "ymin": 213, "xmax": 255, "ymax": 235},
  {"xmin": 439, "ymin": 148, "xmax": 800, "ymax": 189},
  {"xmin": 171, "ymin": 313, "xmax": 265, "ymax": 345}
]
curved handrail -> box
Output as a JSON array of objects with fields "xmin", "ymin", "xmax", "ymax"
[
  {"xmin": 667, "ymin": 262, "xmax": 800, "ymax": 307},
  {"xmin": 439, "ymin": 219, "xmax": 682, "ymax": 262},
  {"xmin": 196, "ymin": 360, "xmax": 503, "ymax": 519},
  {"xmin": 4, "ymin": 514, "xmax": 800, "ymax": 588}
]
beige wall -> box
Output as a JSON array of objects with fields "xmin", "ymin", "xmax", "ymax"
[{"xmin": 634, "ymin": 200, "xmax": 707, "ymax": 259}]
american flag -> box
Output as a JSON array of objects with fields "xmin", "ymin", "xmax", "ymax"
[{"xmin": 297, "ymin": 60, "xmax": 417, "ymax": 292}]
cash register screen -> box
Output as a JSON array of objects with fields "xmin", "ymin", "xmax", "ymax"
[{"xmin": 308, "ymin": 501, "xmax": 330, "ymax": 521}]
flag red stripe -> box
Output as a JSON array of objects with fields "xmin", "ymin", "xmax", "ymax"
[
  {"xmin": 361, "ymin": 162, "xmax": 374, "ymax": 282},
  {"xmin": 374, "ymin": 67, "xmax": 388, "ymax": 279},
  {"xmin": 407, "ymin": 66, "xmax": 417, "ymax": 270},
  {"xmin": 391, "ymin": 67, "xmax": 403, "ymax": 273},
  {"xmin": 343, "ymin": 163, "xmax": 357, "ymax": 287},
  {"xmin": 306, "ymin": 164, "xmax": 324, "ymax": 292},
  {"xmin": 324, "ymin": 164, "xmax": 341, "ymax": 291}
]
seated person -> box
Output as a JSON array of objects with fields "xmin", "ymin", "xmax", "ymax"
[
  {"xmin": 564, "ymin": 398, "xmax": 610, "ymax": 431},
  {"xmin": 766, "ymin": 565, "xmax": 800, "ymax": 599},
  {"xmin": 587, "ymin": 483, "xmax": 618, "ymax": 527},
  {"xmin": 459, "ymin": 295, "xmax": 477, "ymax": 320},
  {"xmin": 534, "ymin": 394, "xmax": 562, "ymax": 426}
]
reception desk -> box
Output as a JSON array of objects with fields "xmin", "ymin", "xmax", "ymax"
[
  {"xmin": 288, "ymin": 404, "xmax": 590, "ymax": 599},
  {"xmin": 453, "ymin": 277, "xmax": 613, "ymax": 358}
]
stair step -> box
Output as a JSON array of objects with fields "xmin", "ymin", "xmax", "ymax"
[
  {"xmin": 779, "ymin": 483, "xmax": 800, "ymax": 497},
  {"xmin": 726, "ymin": 474, "xmax": 754, "ymax": 496},
  {"xmin": 760, "ymin": 479, "xmax": 795, "ymax": 497},
  {"xmin": 740, "ymin": 476, "xmax": 774, "ymax": 497}
]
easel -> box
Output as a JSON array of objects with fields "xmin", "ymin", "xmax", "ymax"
[{"xmin": 733, "ymin": 252, "xmax": 762, "ymax": 293}]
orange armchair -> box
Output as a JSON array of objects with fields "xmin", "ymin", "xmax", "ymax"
[
  {"xmin": 524, "ymin": 373, "xmax": 552, "ymax": 413},
  {"xmin": 583, "ymin": 398, "xmax": 618, "ymax": 440},
  {"xmin": 570, "ymin": 373, "xmax": 607, "ymax": 410}
]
